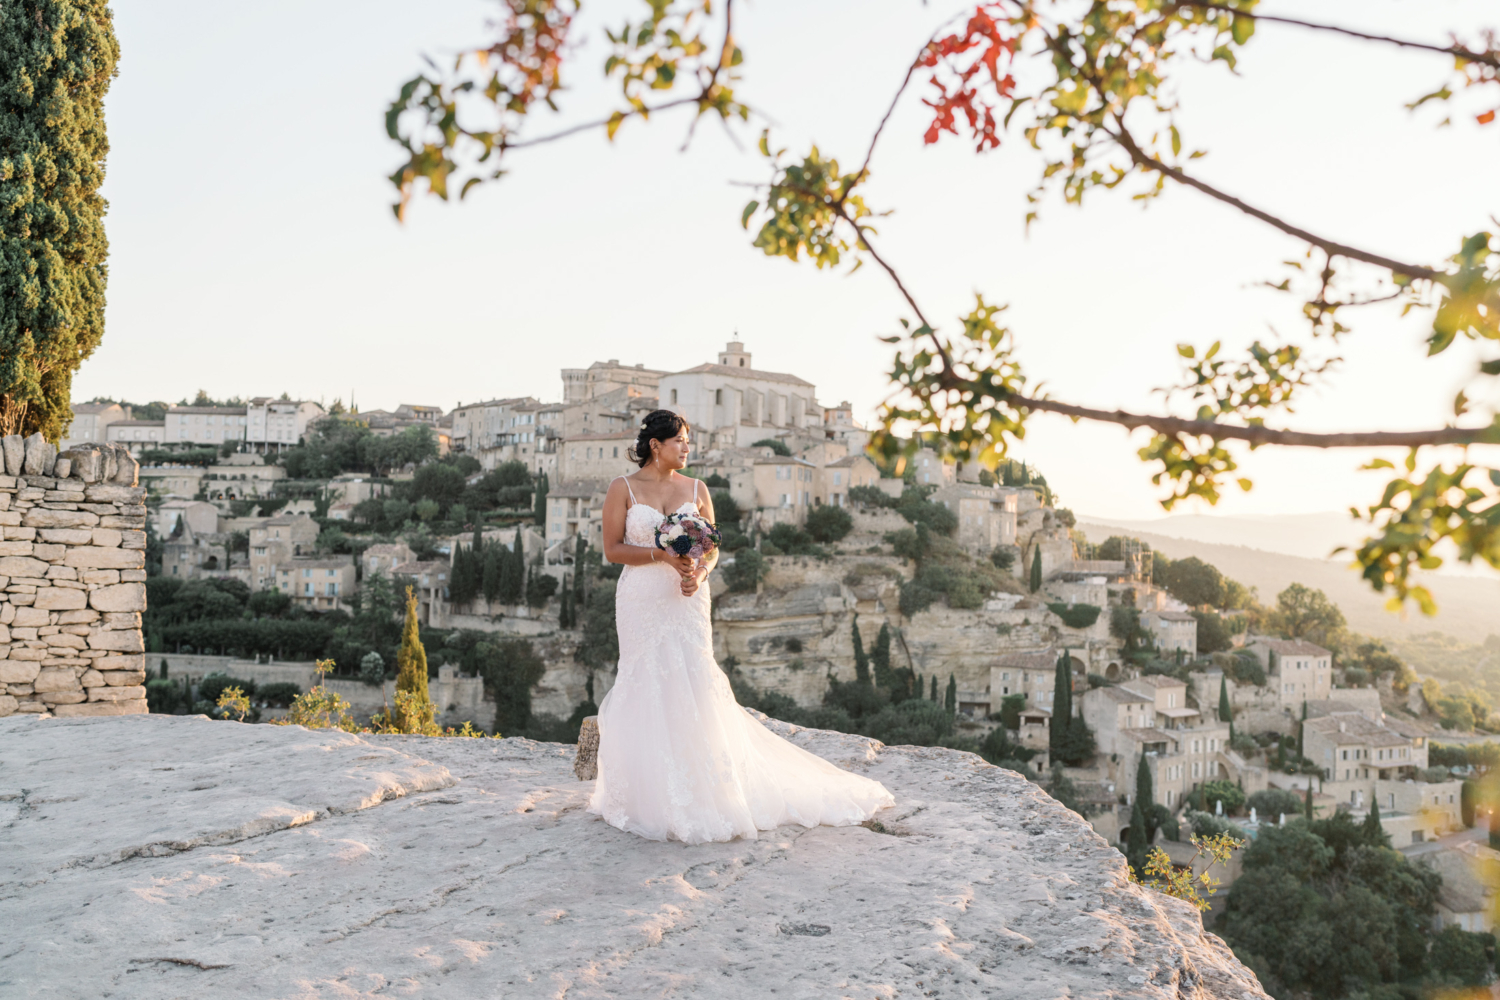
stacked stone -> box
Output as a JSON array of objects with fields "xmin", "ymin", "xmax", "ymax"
[{"xmin": 0, "ymin": 437, "xmax": 147, "ymax": 720}]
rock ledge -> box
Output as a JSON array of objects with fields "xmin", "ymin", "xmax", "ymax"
[{"xmin": 0, "ymin": 713, "xmax": 1267, "ymax": 999}]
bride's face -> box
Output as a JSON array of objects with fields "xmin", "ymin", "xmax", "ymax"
[{"xmin": 654, "ymin": 428, "xmax": 692, "ymax": 470}]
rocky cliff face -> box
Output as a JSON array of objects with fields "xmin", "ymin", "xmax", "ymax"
[
  {"xmin": 709, "ymin": 553, "xmax": 1110, "ymax": 708},
  {"xmin": 0, "ymin": 713, "xmax": 1266, "ymax": 998}
]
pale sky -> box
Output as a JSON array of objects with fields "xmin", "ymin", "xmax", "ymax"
[{"xmin": 86, "ymin": 0, "xmax": 1498, "ymax": 523}]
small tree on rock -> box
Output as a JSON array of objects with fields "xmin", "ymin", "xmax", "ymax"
[
  {"xmin": 1029, "ymin": 550, "xmax": 1042, "ymax": 593},
  {"xmin": 944, "ymin": 673, "xmax": 957, "ymax": 716},
  {"xmin": 390, "ymin": 587, "xmax": 436, "ymax": 734},
  {"xmin": 852, "ymin": 616, "xmax": 871, "ymax": 687},
  {"xmin": 872, "ymin": 622, "xmax": 893, "ymax": 689}
]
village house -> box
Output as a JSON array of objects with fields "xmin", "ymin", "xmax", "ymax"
[
  {"xmin": 1245, "ymin": 638, "xmax": 1333, "ymax": 709},
  {"xmin": 62, "ymin": 401, "xmax": 130, "ymax": 449},
  {"xmin": 161, "ymin": 519, "xmax": 233, "ymax": 580},
  {"xmin": 246, "ymin": 398, "xmax": 325, "ymax": 451},
  {"xmin": 930, "ymin": 482, "xmax": 1020, "ymax": 556},
  {"xmin": 1140, "ymin": 610, "xmax": 1199, "ymax": 661},
  {"xmin": 1302, "ymin": 707, "xmax": 1461, "ymax": 845},
  {"xmin": 363, "ymin": 542, "xmax": 416, "ymax": 579},
  {"xmin": 105, "ymin": 419, "xmax": 166, "ymax": 451},
  {"xmin": 560, "ymin": 433, "xmax": 638, "ymax": 482},
  {"xmin": 821, "ymin": 453, "xmax": 881, "ymax": 508},
  {"xmin": 561, "ymin": 359, "xmax": 667, "ymax": 403},
  {"xmin": 544, "ymin": 479, "xmax": 608, "ymax": 557},
  {"xmin": 394, "ymin": 559, "xmax": 450, "ymax": 624},
  {"xmin": 156, "ymin": 498, "xmax": 220, "ymax": 538},
  {"xmin": 275, "ymin": 555, "xmax": 356, "ymax": 612},
  {"xmin": 165, "ymin": 405, "xmax": 248, "ymax": 446},
  {"xmin": 249, "ymin": 513, "xmax": 319, "ymax": 591}
]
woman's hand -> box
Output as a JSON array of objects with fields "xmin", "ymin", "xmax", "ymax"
[
  {"xmin": 668, "ymin": 551, "xmax": 695, "ymax": 576},
  {"xmin": 679, "ymin": 563, "xmax": 707, "ymax": 597}
]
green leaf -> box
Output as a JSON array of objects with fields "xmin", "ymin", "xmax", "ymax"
[
  {"xmin": 606, "ymin": 111, "xmax": 626, "ymax": 141},
  {"xmin": 1454, "ymin": 390, "xmax": 1469, "ymax": 417},
  {"xmin": 1230, "ymin": 14, "xmax": 1255, "ymax": 45},
  {"xmin": 1489, "ymin": 469, "xmax": 1500, "ymax": 487},
  {"xmin": 740, "ymin": 200, "xmax": 759, "ymax": 229},
  {"xmin": 1177, "ymin": 344, "xmax": 1195, "ymax": 359},
  {"xmin": 1169, "ymin": 125, "xmax": 1181, "ymax": 157}
]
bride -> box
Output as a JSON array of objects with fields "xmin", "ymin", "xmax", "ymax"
[{"xmin": 586, "ymin": 409, "xmax": 895, "ymax": 844}]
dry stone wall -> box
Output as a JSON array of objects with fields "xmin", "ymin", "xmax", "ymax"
[{"xmin": 0, "ymin": 439, "xmax": 146, "ymax": 720}]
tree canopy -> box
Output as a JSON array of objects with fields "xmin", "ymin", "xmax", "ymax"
[{"xmin": 1, "ymin": 2, "xmax": 119, "ymax": 441}]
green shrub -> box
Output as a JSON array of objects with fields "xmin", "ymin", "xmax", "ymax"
[
  {"xmin": 1247, "ymin": 788, "xmax": 1304, "ymax": 818},
  {"xmin": 1047, "ymin": 602, "xmax": 1102, "ymax": 629},
  {"xmin": 1200, "ymin": 779, "xmax": 1246, "ymax": 815},
  {"xmin": 1419, "ymin": 766, "xmax": 1452, "ymax": 783},
  {"xmin": 724, "ymin": 550, "xmax": 766, "ymax": 593},
  {"xmin": 1184, "ymin": 809, "xmax": 1247, "ymax": 840},
  {"xmin": 848, "ymin": 485, "xmax": 897, "ymax": 508},
  {"xmin": 751, "ymin": 438, "xmax": 791, "ymax": 456},
  {"xmin": 145, "ymin": 678, "xmax": 181, "ymax": 714},
  {"xmin": 990, "ymin": 547, "xmax": 1016, "ymax": 571},
  {"xmin": 805, "ymin": 504, "xmax": 854, "ymax": 543},
  {"xmin": 257, "ymin": 682, "xmax": 302, "ymax": 707},
  {"xmin": 198, "ymin": 673, "xmax": 256, "ymax": 705}
]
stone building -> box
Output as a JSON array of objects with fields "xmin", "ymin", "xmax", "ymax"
[
  {"xmin": 1302, "ymin": 706, "xmax": 1460, "ymax": 844},
  {"xmin": 363, "ymin": 541, "xmax": 416, "ymax": 579},
  {"xmin": 62, "ymin": 402, "xmax": 130, "ymax": 449},
  {"xmin": 274, "ymin": 555, "xmax": 356, "ymax": 612},
  {"xmin": 544, "ymin": 479, "xmax": 608, "ymax": 556},
  {"xmin": 931, "ymin": 482, "xmax": 1020, "ymax": 556},
  {"xmin": 659, "ymin": 340, "xmax": 824, "ymax": 450},
  {"xmin": 246, "ymin": 398, "xmax": 325, "ymax": 451},
  {"xmin": 561, "ymin": 358, "xmax": 667, "ymax": 403},
  {"xmin": 156, "ymin": 498, "xmax": 219, "ymax": 538},
  {"xmin": 1245, "ymin": 638, "xmax": 1333, "ymax": 709},
  {"xmin": 559, "ymin": 433, "xmax": 638, "ymax": 482},
  {"xmin": 104, "ymin": 419, "xmax": 166, "ymax": 451},
  {"xmin": 819, "ymin": 454, "xmax": 880, "ymax": 508},
  {"xmin": 249, "ymin": 513, "xmax": 319, "ymax": 591},
  {"xmin": 1140, "ymin": 610, "xmax": 1198, "ymax": 661},
  {"xmin": 165, "ymin": 405, "xmax": 248, "ymax": 446},
  {"xmin": 161, "ymin": 519, "xmax": 233, "ymax": 580},
  {"xmin": 394, "ymin": 559, "xmax": 450, "ymax": 624}
]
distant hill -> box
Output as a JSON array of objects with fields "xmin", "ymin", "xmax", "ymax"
[{"xmin": 1076, "ymin": 519, "xmax": 1500, "ymax": 644}]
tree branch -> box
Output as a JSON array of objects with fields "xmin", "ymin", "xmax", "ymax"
[
  {"xmin": 1108, "ymin": 125, "xmax": 1446, "ymax": 282},
  {"xmin": 982, "ymin": 385, "xmax": 1500, "ymax": 449},
  {"xmin": 502, "ymin": 96, "xmax": 700, "ymax": 151},
  {"xmin": 1167, "ymin": 2, "xmax": 1500, "ymax": 71}
]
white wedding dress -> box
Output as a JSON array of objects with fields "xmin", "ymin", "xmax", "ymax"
[{"xmin": 587, "ymin": 492, "xmax": 895, "ymax": 845}]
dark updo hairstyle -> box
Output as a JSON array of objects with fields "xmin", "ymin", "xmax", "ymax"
[{"xmin": 631, "ymin": 409, "xmax": 690, "ymax": 468}]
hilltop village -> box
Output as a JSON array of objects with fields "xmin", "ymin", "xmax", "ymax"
[{"xmin": 27, "ymin": 340, "xmax": 1500, "ymax": 960}]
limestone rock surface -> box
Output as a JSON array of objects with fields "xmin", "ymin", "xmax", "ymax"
[{"xmin": 0, "ymin": 714, "xmax": 1267, "ymax": 999}]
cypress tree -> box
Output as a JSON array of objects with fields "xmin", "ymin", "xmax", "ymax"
[
  {"xmin": 533, "ymin": 472, "xmax": 549, "ymax": 525},
  {"xmin": 872, "ymin": 622, "xmax": 892, "ymax": 690},
  {"xmin": 1362, "ymin": 800, "xmax": 1390, "ymax": 847},
  {"xmin": 930, "ymin": 675, "xmax": 938, "ymax": 701},
  {"xmin": 1298, "ymin": 699, "xmax": 1307, "ymax": 755},
  {"xmin": 1050, "ymin": 655, "xmax": 1072, "ymax": 760},
  {"xmin": 1126, "ymin": 798, "xmax": 1148, "ymax": 875},
  {"xmin": 482, "ymin": 544, "xmax": 501, "ymax": 604},
  {"xmin": 851, "ymin": 617, "xmax": 870, "ymax": 687},
  {"xmin": 1029, "ymin": 549, "xmax": 1043, "ymax": 593},
  {"xmin": 1218, "ymin": 673, "xmax": 1233, "ymax": 723},
  {"xmin": 1304, "ymin": 782, "xmax": 1314, "ymax": 821},
  {"xmin": 448, "ymin": 544, "xmax": 469, "ymax": 606},
  {"xmin": 0, "ymin": 3, "xmax": 118, "ymax": 440},
  {"xmin": 559, "ymin": 583, "xmax": 574, "ymax": 629},
  {"xmin": 1135, "ymin": 752, "xmax": 1155, "ymax": 840},
  {"xmin": 392, "ymin": 587, "xmax": 435, "ymax": 733},
  {"xmin": 914, "ymin": 673, "xmax": 924, "ymax": 700},
  {"xmin": 944, "ymin": 673, "xmax": 957, "ymax": 717}
]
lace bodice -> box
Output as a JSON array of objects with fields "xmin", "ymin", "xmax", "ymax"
[{"xmin": 622, "ymin": 500, "xmax": 697, "ymax": 548}]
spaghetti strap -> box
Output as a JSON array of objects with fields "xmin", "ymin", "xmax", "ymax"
[{"xmin": 617, "ymin": 475, "xmax": 637, "ymax": 509}]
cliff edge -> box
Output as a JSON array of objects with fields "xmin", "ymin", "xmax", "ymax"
[{"xmin": 0, "ymin": 714, "xmax": 1267, "ymax": 999}]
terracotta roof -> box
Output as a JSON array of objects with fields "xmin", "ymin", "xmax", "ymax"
[
  {"xmin": 1303, "ymin": 714, "xmax": 1410, "ymax": 747},
  {"xmin": 276, "ymin": 557, "xmax": 354, "ymax": 571},
  {"xmin": 666, "ymin": 363, "xmax": 815, "ymax": 388},
  {"xmin": 827, "ymin": 454, "xmax": 877, "ymax": 468},
  {"xmin": 72, "ymin": 402, "xmax": 122, "ymax": 414},
  {"xmin": 1122, "ymin": 674, "xmax": 1186, "ymax": 690},
  {"xmin": 754, "ymin": 455, "xmax": 815, "ymax": 466},
  {"xmin": 565, "ymin": 432, "xmax": 637, "ymax": 442},
  {"xmin": 108, "ymin": 419, "xmax": 165, "ymax": 428},
  {"xmin": 1251, "ymin": 638, "xmax": 1332, "ymax": 658},
  {"xmin": 1093, "ymin": 686, "xmax": 1153, "ymax": 705}
]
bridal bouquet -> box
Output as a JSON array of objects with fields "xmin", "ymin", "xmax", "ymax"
[{"xmin": 654, "ymin": 511, "xmax": 721, "ymax": 560}]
